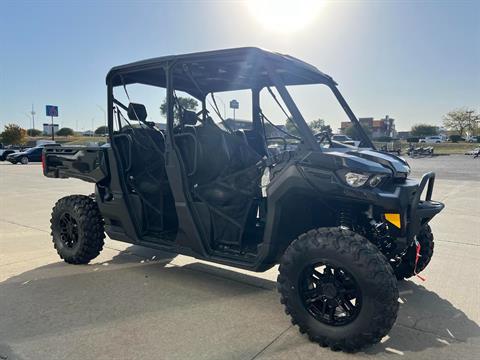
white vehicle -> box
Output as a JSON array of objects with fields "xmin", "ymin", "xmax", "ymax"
[
  {"xmin": 419, "ymin": 136, "xmax": 444, "ymax": 144},
  {"xmin": 466, "ymin": 135, "xmax": 479, "ymax": 143},
  {"xmin": 36, "ymin": 140, "xmax": 57, "ymax": 146},
  {"xmin": 331, "ymin": 134, "xmax": 361, "ymax": 147}
]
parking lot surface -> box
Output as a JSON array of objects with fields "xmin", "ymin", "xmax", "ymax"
[{"xmin": 0, "ymin": 156, "xmax": 479, "ymax": 360}]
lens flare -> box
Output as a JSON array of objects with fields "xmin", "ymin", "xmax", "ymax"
[{"xmin": 247, "ymin": 0, "xmax": 326, "ymax": 34}]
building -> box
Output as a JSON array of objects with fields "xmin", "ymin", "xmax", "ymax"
[
  {"xmin": 43, "ymin": 123, "xmax": 59, "ymax": 136},
  {"xmin": 340, "ymin": 116, "xmax": 396, "ymax": 138}
]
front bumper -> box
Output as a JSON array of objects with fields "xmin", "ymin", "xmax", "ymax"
[
  {"xmin": 374, "ymin": 172, "xmax": 444, "ymax": 241},
  {"xmin": 339, "ymin": 172, "xmax": 444, "ymax": 241},
  {"xmin": 406, "ymin": 172, "xmax": 444, "ymax": 239}
]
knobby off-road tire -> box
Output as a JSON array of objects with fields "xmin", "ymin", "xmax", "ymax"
[
  {"xmin": 278, "ymin": 228, "xmax": 399, "ymax": 352},
  {"xmin": 51, "ymin": 195, "xmax": 105, "ymax": 264},
  {"xmin": 394, "ymin": 225, "xmax": 434, "ymax": 280}
]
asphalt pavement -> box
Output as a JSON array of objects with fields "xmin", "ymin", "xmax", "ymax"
[{"xmin": 0, "ymin": 155, "xmax": 479, "ymax": 360}]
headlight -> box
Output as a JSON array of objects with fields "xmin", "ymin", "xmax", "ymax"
[
  {"xmin": 369, "ymin": 174, "xmax": 385, "ymax": 187},
  {"xmin": 344, "ymin": 172, "xmax": 370, "ymax": 187}
]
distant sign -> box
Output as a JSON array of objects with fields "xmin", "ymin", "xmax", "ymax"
[
  {"xmin": 229, "ymin": 100, "xmax": 239, "ymax": 109},
  {"xmin": 46, "ymin": 105, "xmax": 59, "ymax": 117}
]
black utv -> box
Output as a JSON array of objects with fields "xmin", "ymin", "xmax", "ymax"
[{"xmin": 43, "ymin": 48, "xmax": 444, "ymax": 352}]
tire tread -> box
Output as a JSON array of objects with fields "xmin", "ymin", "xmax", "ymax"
[
  {"xmin": 278, "ymin": 227, "xmax": 398, "ymax": 352},
  {"xmin": 50, "ymin": 195, "xmax": 105, "ymax": 264}
]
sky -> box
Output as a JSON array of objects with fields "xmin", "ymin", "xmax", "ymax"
[{"xmin": 0, "ymin": 0, "xmax": 479, "ymax": 132}]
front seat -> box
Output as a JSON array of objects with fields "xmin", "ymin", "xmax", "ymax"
[{"xmin": 174, "ymin": 110, "xmax": 202, "ymax": 178}]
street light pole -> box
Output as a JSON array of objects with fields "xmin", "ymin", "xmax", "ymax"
[
  {"xmin": 216, "ymin": 97, "xmax": 227, "ymax": 118},
  {"xmin": 96, "ymin": 104, "xmax": 107, "ymax": 135},
  {"xmin": 30, "ymin": 104, "xmax": 36, "ymax": 130}
]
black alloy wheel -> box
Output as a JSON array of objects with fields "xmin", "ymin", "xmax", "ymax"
[
  {"xmin": 300, "ymin": 263, "xmax": 362, "ymax": 326},
  {"xmin": 59, "ymin": 213, "xmax": 79, "ymax": 248}
]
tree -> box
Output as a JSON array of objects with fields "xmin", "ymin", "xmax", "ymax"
[
  {"xmin": 308, "ymin": 118, "xmax": 332, "ymax": 135},
  {"xmin": 27, "ymin": 128, "xmax": 42, "ymax": 137},
  {"xmin": 95, "ymin": 125, "xmax": 108, "ymax": 135},
  {"xmin": 344, "ymin": 124, "xmax": 371, "ymax": 140},
  {"xmin": 285, "ymin": 117, "xmax": 299, "ymax": 137},
  {"xmin": 160, "ymin": 96, "xmax": 199, "ymax": 121},
  {"xmin": 56, "ymin": 127, "xmax": 74, "ymax": 136},
  {"xmin": 443, "ymin": 108, "xmax": 479, "ymax": 137},
  {"xmin": 0, "ymin": 124, "xmax": 27, "ymax": 145},
  {"xmin": 410, "ymin": 124, "xmax": 438, "ymax": 137}
]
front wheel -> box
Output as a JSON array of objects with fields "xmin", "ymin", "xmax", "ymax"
[
  {"xmin": 278, "ymin": 228, "xmax": 398, "ymax": 352},
  {"xmin": 394, "ymin": 225, "xmax": 434, "ymax": 280},
  {"xmin": 51, "ymin": 195, "xmax": 105, "ymax": 264},
  {"xmin": 20, "ymin": 156, "xmax": 28, "ymax": 164}
]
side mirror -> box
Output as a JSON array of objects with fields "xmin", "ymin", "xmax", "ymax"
[{"xmin": 127, "ymin": 103, "xmax": 147, "ymax": 122}]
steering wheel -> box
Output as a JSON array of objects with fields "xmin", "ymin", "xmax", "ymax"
[{"xmin": 314, "ymin": 131, "xmax": 333, "ymax": 147}]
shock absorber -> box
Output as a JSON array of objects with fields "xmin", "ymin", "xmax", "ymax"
[{"xmin": 339, "ymin": 206, "xmax": 353, "ymax": 229}]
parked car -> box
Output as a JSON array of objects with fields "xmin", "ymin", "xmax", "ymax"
[
  {"xmin": 0, "ymin": 147, "xmax": 19, "ymax": 161},
  {"xmin": 0, "ymin": 144, "xmax": 31, "ymax": 160},
  {"xmin": 7, "ymin": 144, "xmax": 61, "ymax": 164},
  {"xmin": 419, "ymin": 136, "xmax": 444, "ymax": 143},
  {"xmin": 331, "ymin": 134, "xmax": 360, "ymax": 147},
  {"xmin": 466, "ymin": 136, "xmax": 479, "ymax": 143}
]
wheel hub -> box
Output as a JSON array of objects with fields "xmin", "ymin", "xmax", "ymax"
[
  {"xmin": 59, "ymin": 213, "xmax": 78, "ymax": 248},
  {"xmin": 322, "ymin": 283, "xmax": 338, "ymax": 299},
  {"xmin": 300, "ymin": 263, "xmax": 362, "ymax": 326}
]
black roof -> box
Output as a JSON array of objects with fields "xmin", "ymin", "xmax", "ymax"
[{"xmin": 106, "ymin": 47, "xmax": 335, "ymax": 99}]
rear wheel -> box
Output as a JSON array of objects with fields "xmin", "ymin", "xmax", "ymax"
[
  {"xmin": 51, "ymin": 195, "xmax": 105, "ymax": 264},
  {"xmin": 394, "ymin": 225, "xmax": 434, "ymax": 280},
  {"xmin": 278, "ymin": 228, "xmax": 398, "ymax": 352},
  {"xmin": 20, "ymin": 156, "xmax": 28, "ymax": 164}
]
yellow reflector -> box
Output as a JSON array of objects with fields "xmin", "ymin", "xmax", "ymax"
[{"xmin": 385, "ymin": 213, "xmax": 401, "ymax": 228}]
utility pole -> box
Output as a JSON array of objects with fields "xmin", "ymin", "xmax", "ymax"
[
  {"xmin": 96, "ymin": 104, "xmax": 107, "ymax": 135},
  {"xmin": 217, "ymin": 98, "xmax": 226, "ymax": 118},
  {"xmin": 51, "ymin": 115, "xmax": 55, "ymax": 141},
  {"xmin": 30, "ymin": 104, "xmax": 36, "ymax": 130}
]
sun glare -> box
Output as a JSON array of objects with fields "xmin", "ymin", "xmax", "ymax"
[{"xmin": 247, "ymin": 0, "xmax": 326, "ymax": 34}]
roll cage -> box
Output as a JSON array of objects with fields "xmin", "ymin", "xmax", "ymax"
[
  {"xmin": 105, "ymin": 47, "xmax": 374, "ymax": 150},
  {"xmin": 101, "ymin": 47, "xmax": 376, "ymax": 270}
]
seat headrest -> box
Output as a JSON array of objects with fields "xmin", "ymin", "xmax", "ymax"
[
  {"xmin": 181, "ymin": 110, "xmax": 198, "ymax": 126},
  {"xmin": 127, "ymin": 103, "xmax": 147, "ymax": 123}
]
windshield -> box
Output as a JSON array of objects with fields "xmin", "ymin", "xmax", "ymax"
[
  {"xmin": 260, "ymin": 84, "xmax": 373, "ymax": 148},
  {"xmin": 259, "ymin": 83, "xmax": 373, "ymax": 149}
]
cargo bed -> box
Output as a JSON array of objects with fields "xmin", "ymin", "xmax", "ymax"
[{"xmin": 43, "ymin": 146, "xmax": 110, "ymax": 183}]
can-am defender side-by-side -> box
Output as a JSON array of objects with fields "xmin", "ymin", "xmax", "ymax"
[{"xmin": 43, "ymin": 48, "xmax": 444, "ymax": 352}]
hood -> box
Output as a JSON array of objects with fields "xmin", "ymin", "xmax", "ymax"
[
  {"xmin": 304, "ymin": 147, "xmax": 410, "ymax": 179},
  {"xmin": 346, "ymin": 149, "xmax": 410, "ymax": 178},
  {"xmin": 9, "ymin": 151, "xmax": 26, "ymax": 157}
]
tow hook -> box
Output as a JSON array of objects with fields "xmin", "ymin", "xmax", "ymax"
[{"xmin": 414, "ymin": 239, "xmax": 426, "ymax": 281}]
